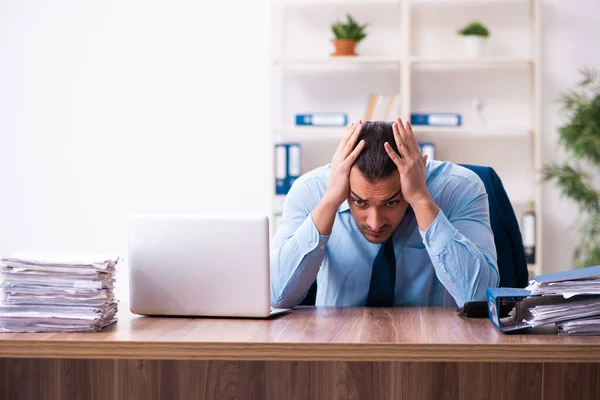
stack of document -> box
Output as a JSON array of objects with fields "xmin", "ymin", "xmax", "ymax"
[
  {"xmin": 526, "ymin": 267, "xmax": 600, "ymax": 298},
  {"xmin": 557, "ymin": 317, "xmax": 600, "ymax": 335},
  {"xmin": 526, "ymin": 296, "xmax": 600, "ymax": 327},
  {"xmin": 0, "ymin": 253, "xmax": 119, "ymax": 332},
  {"xmin": 525, "ymin": 265, "xmax": 600, "ymax": 334},
  {"xmin": 488, "ymin": 265, "xmax": 600, "ymax": 334}
]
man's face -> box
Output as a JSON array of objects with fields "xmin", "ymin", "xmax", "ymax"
[{"xmin": 348, "ymin": 166, "xmax": 409, "ymax": 244}]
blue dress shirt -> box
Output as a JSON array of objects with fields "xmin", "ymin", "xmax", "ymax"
[{"xmin": 270, "ymin": 160, "xmax": 499, "ymax": 308}]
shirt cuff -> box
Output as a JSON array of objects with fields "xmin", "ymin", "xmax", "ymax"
[
  {"xmin": 294, "ymin": 212, "xmax": 331, "ymax": 255},
  {"xmin": 418, "ymin": 209, "xmax": 458, "ymax": 256}
]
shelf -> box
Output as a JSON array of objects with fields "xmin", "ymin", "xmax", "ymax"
[
  {"xmin": 410, "ymin": 56, "xmax": 534, "ymax": 67},
  {"xmin": 411, "ymin": 126, "xmax": 532, "ymax": 138},
  {"xmin": 275, "ymin": 126, "xmax": 532, "ymax": 140},
  {"xmin": 273, "ymin": 57, "xmax": 402, "ymax": 66}
]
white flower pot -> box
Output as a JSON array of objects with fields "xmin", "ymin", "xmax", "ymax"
[{"xmin": 463, "ymin": 36, "xmax": 487, "ymax": 57}]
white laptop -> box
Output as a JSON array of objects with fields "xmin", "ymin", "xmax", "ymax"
[{"xmin": 127, "ymin": 214, "xmax": 291, "ymax": 318}]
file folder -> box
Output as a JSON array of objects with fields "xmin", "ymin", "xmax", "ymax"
[
  {"xmin": 486, "ymin": 287, "xmax": 536, "ymax": 333},
  {"xmin": 275, "ymin": 144, "xmax": 288, "ymax": 195},
  {"xmin": 488, "ymin": 265, "xmax": 600, "ymax": 333},
  {"xmin": 295, "ymin": 113, "xmax": 348, "ymax": 126},
  {"xmin": 410, "ymin": 113, "xmax": 462, "ymax": 126},
  {"xmin": 274, "ymin": 143, "xmax": 302, "ymax": 195}
]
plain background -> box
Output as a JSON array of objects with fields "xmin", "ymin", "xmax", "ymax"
[{"xmin": 0, "ymin": 0, "xmax": 599, "ymax": 302}]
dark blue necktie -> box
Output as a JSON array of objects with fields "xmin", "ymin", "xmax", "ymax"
[{"xmin": 366, "ymin": 236, "xmax": 396, "ymax": 307}]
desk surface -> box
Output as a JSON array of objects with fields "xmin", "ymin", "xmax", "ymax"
[{"xmin": 1, "ymin": 307, "xmax": 600, "ymax": 362}]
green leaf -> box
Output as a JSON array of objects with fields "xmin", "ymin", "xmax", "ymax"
[
  {"xmin": 545, "ymin": 68, "xmax": 600, "ymax": 269},
  {"xmin": 331, "ymin": 14, "xmax": 368, "ymax": 42},
  {"xmin": 457, "ymin": 21, "xmax": 490, "ymax": 37},
  {"xmin": 541, "ymin": 163, "xmax": 600, "ymax": 214}
]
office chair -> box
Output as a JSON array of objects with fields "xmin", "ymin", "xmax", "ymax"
[{"xmin": 299, "ymin": 164, "xmax": 529, "ymax": 306}]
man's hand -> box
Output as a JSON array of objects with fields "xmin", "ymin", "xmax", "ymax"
[
  {"xmin": 311, "ymin": 120, "xmax": 365, "ymax": 236},
  {"xmin": 384, "ymin": 117, "xmax": 430, "ymax": 206},
  {"xmin": 323, "ymin": 119, "xmax": 366, "ymax": 208},
  {"xmin": 385, "ymin": 117, "xmax": 439, "ymax": 231}
]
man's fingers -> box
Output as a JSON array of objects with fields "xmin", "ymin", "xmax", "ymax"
[
  {"xmin": 336, "ymin": 120, "xmax": 361, "ymax": 153},
  {"xmin": 341, "ymin": 139, "xmax": 365, "ymax": 169},
  {"xmin": 340, "ymin": 121, "xmax": 363, "ymax": 160},
  {"xmin": 384, "ymin": 142, "xmax": 403, "ymax": 167},
  {"xmin": 396, "ymin": 117, "xmax": 418, "ymax": 155},
  {"xmin": 422, "ymin": 154, "xmax": 428, "ymax": 166},
  {"xmin": 392, "ymin": 120, "xmax": 406, "ymax": 156}
]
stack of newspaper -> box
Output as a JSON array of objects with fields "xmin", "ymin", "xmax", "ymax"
[{"xmin": 0, "ymin": 253, "xmax": 119, "ymax": 332}]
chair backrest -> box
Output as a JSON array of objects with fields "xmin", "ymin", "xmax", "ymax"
[
  {"xmin": 299, "ymin": 163, "xmax": 529, "ymax": 306},
  {"xmin": 459, "ymin": 164, "xmax": 529, "ymax": 289}
]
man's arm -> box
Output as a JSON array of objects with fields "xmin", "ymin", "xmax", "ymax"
[
  {"xmin": 271, "ymin": 121, "xmax": 366, "ymax": 308},
  {"xmin": 416, "ymin": 179, "xmax": 499, "ymax": 306},
  {"xmin": 270, "ymin": 178, "xmax": 333, "ymax": 308},
  {"xmin": 384, "ymin": 117, "xmax": 498, "ymax": 307}
]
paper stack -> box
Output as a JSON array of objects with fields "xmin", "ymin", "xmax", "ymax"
[
  {"xmin": 488, "ymin": 265, "xmax": 600, "ymax": 334},
  {"xmin": 0, "ymin": 253, "xmax": 119, "ymax": 332},
  {"xmin": 526, "ymin": 265, "xmax": 600, "ymax": 335},
  {"xmin": 557, "ymin": 317, "xmax": 600, "ymax": 335}
]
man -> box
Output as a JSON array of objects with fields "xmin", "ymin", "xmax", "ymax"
[{"xmin": 270, "ymin": 118, "xmax": 499, "ymax": 308}]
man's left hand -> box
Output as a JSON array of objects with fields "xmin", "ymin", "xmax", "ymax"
[{"xmin": 384, "ymin": 117, "xmax": 431, "ymax": 207}]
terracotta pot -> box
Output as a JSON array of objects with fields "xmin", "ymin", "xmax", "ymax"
[{"xmin": 331, "ymin": 39, "xmax": 357, "ymax": 56}]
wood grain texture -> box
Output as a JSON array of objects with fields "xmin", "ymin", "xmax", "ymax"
[
  {"xmin": 543, "ymin": 363, "xmax": 600, "ymax": 400},
  {"xmin": 1, "ymin": 307, "xmax": 600, "ymax": 361},
  {"xmin": 3, "ymin": 359, "xmax": 591, "ymax": 400}
]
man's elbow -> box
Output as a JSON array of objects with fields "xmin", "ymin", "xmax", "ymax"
[{"xmin": 271, "ymin": 292, "xmax": 301, "ymax": 309}]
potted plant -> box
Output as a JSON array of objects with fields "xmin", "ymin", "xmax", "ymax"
[
  {"xmin": 543, "ymin": 68, "xmax": 600, "ymax": 269},
  {"xmin": 457, "ymin": 21, "xmax": 490, "ymax": 57},
  {"xmin": 330, "ymin": 14, "xmax": 367, "ymax": 56}
]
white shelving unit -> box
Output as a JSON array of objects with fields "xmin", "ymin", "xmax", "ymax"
[{"xmin": 271, "ymin": 0, "xmax": 542, "ymax": 277}]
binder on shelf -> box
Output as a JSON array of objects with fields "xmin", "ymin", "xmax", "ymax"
[
  {"xmin": 287, "ymin": 143, "xmax": 301, "ymax": 189},
  {"xmin": 295, "ymin": 113, "xmax": 348, "ymax": 127},
  {"xmin": 274, "ymin": 143, "xmax": 302, "ymax": 195},
  {"xmin": 418, "ymin": 142, "xmax": 436, "ymax": 160},
  {"xmin": 410, "ymin": 113, "xmax": 462, "ymax": 126},
  {"xmin": 521, "ymin": 209, "xmax": 536, "ymax": 264},
  {"xmin": 275, "ymin": 144, "xmax": 287, "ymax": 195}
]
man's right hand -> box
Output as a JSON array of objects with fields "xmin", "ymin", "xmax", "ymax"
[
  {"xmin": 323, "ymin": 120, "xmax": 365, "ymax": 207},
  {"xmin": 311, "ymin": 120, "xmax": 365, "ymax": 236}
]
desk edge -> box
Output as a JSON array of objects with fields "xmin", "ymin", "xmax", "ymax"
[{"xmin": 1, "ymin": 341, "xmax": 599, "ymax": 362}]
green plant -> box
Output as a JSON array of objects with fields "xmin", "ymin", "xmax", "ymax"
[
  {"xmin": 542, "ymin": 68, "xmax": 600, "ymax": 268},
  {"xmin": 457, "ymin": 22, "xmax": 490, "ymax": 38},
  {"xmin": 331, "ymin": 14, "xmax": 367, "ymax": 42}
]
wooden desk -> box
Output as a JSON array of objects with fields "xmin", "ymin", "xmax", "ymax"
[{"xmin": 1, "ymin": 307, "xmax": 599, "ymax": 400}]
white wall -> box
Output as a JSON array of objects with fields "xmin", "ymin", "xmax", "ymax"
[
  {"xmin": 540, "ymin": 0, "xmax": 600, "ymax": 273},
  {"xmin": 0, "ymin": 1, "xmax": 271, "ymax": 302}
]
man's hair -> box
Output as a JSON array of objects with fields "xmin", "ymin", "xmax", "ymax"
[{"xmin": 354, "ymin": 121, "xmax": 400, "ymax": 181}]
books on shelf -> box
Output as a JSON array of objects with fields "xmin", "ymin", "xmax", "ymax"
[
  {"xmin": 364, "ymin": 94, "xmax": 400, "ymax": 122},
  {"xmin": 410, "ymin": 113, "xmax": 462, "ymax": 126},
  {"xmin": 275, "ymin": 143, "xmax": 302, "ymax": 195},
  {"xmin": 295, "ymin": 113, "xmax": 348, "ymax": 127},
  {"xmin": 418, "ymin": 142, "xmax": 436, "ymax": 160}
]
